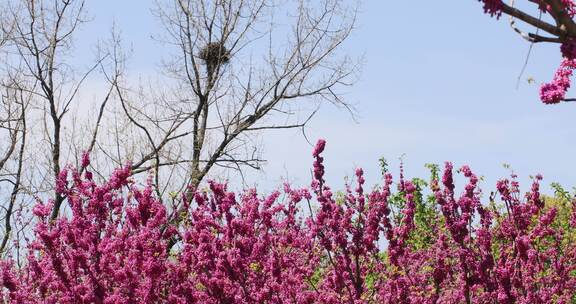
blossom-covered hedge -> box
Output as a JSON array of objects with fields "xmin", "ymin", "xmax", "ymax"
[{"xmin": 0, "ymin": 140, "xmax": 575, "ymax": 303}]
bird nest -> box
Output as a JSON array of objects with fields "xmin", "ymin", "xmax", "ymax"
[{"xmin": 199, "ymin": 42, "xmax": 231, "ymax": 67}]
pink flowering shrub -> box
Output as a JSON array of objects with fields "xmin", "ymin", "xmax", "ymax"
[
  {"xmin": 0, "ymin": 160, "xmax": 174, "ymax": 303},
  {"xmin": 1, "ymin": 140, "xmax": 576, "ymax": 303},
  {"xmin": 0, "ymin": 157, "xmax": 319, "ymax": 303},
  {"xmin": 167, "ymin": 182, "xmax": 318, "ymax": 303}
]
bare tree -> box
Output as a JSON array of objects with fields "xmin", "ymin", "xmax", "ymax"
[
  {"xmin": 2, "ymin": 0, "xmax": 122, "ymax": 221},
  {"xmin": 114, "ymin": 0, "xmax": 358, "ymax": 194},
  {"xmin": 118, "ymin": 0, "xmax": 356, "ymax": 249},
  {"xmin": 6, "ymin": 0, "xmax": 86, "ymax": 219},
  {"xmin": 0, "ymin": 1, "xmax": 28, "ymax": 255}
]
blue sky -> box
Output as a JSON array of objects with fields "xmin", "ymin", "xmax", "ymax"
[{"xmin": 75, "ymin": 1, "xmax": 576, "ymax": 194}]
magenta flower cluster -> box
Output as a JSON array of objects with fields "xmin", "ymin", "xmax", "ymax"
[
  {"xmin": 478, "ymin": 0, "xmax": 503, "ymax": 17},
  {"xmin": 540, "ymin": 39, "xmax": 576, "ymax": 104},
  {"xmin": 0, "ymin": 141, "xmax": 575, "ymax": 303},
  {"xmin": 540, "ymin": 58, "xmax": 576, "ymax": 104}
]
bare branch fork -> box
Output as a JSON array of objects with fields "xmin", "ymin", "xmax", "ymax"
[{"xmin": 499, "ymin": 0, "xmax": 576, "ymax": 100}]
